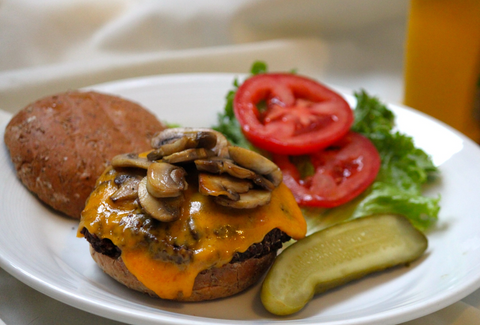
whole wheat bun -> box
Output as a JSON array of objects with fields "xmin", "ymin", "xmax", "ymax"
[
  {"xmin": 4, "ymin": 91, "xmax": 165, "ymax": 219},
  {"xmin": 90, "ymin": 247, "xmax": 276, "ymax": 301}
]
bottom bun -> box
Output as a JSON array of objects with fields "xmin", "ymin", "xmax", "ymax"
[{"xmin": 90, "ymin": 247, "xmax": 276, "ymax": 301}]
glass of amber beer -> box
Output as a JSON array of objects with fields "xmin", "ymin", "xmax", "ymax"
[{"xmin": 403, "ymin": 0, "xmax": 480, "ymax": 142}]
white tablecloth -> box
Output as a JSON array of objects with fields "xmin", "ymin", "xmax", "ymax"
[{"xmin": 1, "ymin": 1, "xmax": 479, "ymax": 324}]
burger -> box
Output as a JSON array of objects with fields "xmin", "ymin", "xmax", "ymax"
[{"xmin": 77, "ymin": 128, "xmax": 307, "ymax": 301}]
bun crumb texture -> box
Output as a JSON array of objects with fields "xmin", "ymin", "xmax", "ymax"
[{"xmin": 4, "ymin": 91, "xmax": 165, "ymax": 219}]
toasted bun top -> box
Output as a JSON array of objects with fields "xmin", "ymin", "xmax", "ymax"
[{"xmin": 4, "ymin": 91, "xmax": 165, "ymax": 218}]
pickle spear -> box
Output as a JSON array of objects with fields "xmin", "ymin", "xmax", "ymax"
[{"xmin": 261, "ymin": 214, "xmax": 428, "ymax": 316}]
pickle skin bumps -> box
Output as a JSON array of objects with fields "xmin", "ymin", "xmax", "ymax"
[{"xmin": 4, "ymin": 91, "xmax": 165, "ymax": 219}]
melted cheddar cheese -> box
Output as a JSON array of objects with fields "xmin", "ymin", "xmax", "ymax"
[{"xmin": 78, "ymin": 166, "xmax": 306, "ymax": 300}]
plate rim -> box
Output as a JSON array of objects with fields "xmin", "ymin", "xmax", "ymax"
[{"xmin": 1, "ymin": 72, "xmax": 479, "ymax": 325}]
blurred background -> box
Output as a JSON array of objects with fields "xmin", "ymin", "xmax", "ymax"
[
  {"xmin": 0, "ymin": 0, "xmax": 408, "ymax": 109},
  {"xmin": 3, "ymin": 0, "xmax": 479, "ymax": 141}
]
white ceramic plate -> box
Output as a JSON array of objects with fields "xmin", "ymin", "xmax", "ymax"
[{"xmin": 1, "ymin": 73, "xmax": 480, "ymax": 325}]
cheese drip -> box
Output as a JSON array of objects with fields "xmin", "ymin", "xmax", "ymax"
[{"xmin": 78, "ymin": 167, "xmax": 306, "ymax": 299}]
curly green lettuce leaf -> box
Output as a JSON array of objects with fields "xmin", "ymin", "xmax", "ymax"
[
  {"xmin": 351, "ymin": 182, "xmax": 440, "ymax": 230},
  {"xmin": 326, "ymin": 91, "xmax": 440, "ymax": 231},
  {"xmin": 352, "ymin": 90, "xmax": 395, "ymax": 136},
  {"xmin": 353, "ymin": 90, "xmax": 438, "ymax": 190},
  {"xmin": 304, "ymin": 91, "xmax": 440, "ymax": 233}
]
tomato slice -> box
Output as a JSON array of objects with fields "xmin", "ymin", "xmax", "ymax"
[
  {"xmin": 233, "ymin": 73, "xmax": 354, "ymax": 155},
  {"xmin": 272, "ymin": 132, "xmax": 381, "ymax": 208}
]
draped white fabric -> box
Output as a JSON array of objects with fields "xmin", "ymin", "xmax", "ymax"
[{"xmin": 0, "ymin": 1, "xmax": 478, "ymax": 324}]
